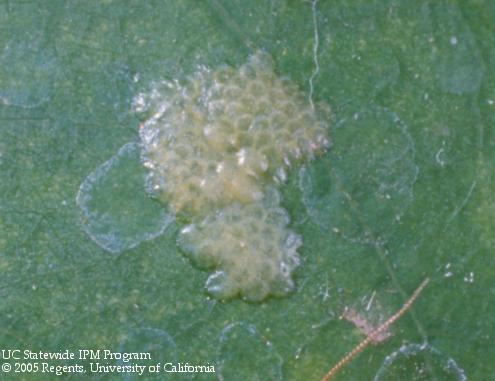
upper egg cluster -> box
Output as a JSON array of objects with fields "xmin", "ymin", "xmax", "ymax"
[{"xmin": 137, "ymin": 51, "xmax": 330, "ymax": 216}]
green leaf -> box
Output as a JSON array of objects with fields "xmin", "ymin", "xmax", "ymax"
[{"xmin": 1, "ymin": 0, "xmax": 493, "ymax": 380}]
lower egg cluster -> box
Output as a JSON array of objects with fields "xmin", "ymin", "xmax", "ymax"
[
  {"xmin": 177, "ymin": 188, "xmax": 301, "ymax": 301},
  {"xmin": 135, "ymin": 51, "xmax": 330, "ymax": 301}
]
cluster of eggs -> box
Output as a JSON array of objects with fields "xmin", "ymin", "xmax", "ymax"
[
  {"xmin": 136, "ymin": 51, "xmax": 330, "ymax": 301},
  {"xmin": 177, "ymin": 188, "xmax": 302, "ymax": 301}
]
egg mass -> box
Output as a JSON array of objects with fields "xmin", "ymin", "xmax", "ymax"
[{"xmin": 136, "ymin": 51, "xmax": 330, "ymax": 301}]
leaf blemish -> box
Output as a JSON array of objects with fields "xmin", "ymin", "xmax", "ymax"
[{"xmin": 320, "ymin": 278, "xmax": 430, "ymax": 380}]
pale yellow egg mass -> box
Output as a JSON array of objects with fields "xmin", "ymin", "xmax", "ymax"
[
  {"xmin": 136, "ymin": 51, "xmax": 330, "ymax": 301},
  {"xmin": 178, "ymin": 188, "xmax": 302, "ymax": 301}
]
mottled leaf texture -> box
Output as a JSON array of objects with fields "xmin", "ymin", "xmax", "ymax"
[{"xmin": 0, "ymin": 1, "xmax": 493, "ymax": 380}]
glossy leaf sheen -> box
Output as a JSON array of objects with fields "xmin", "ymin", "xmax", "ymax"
[{"xmin": 0, "ymin": 1, "xmax": 493, "ymax": 380}]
